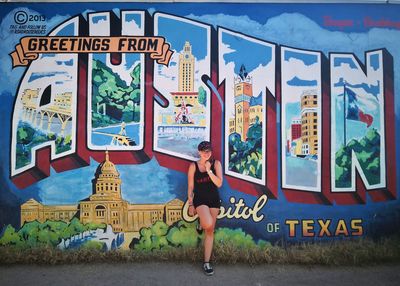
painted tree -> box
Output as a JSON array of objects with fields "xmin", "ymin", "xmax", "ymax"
[
  {"xmin": 92, "ymin": 60, "xmax": 141, "ymax": 127},
  {"xmin": 132, "ymin": 221, "xmax": 169, "ymax": 251},
  {"xmin": 0, "ymin": 225, "xmax": 23, "ymax": 246},
  {"xmin": 67, "ymin": 218, "xmax": 85, "ymax": 240},
  {"xmin": 18, "ymin": 220, "xmax": 41, "ymax": 247},
  {"xmin": 335, "ymin": 128, "xmax": 380, "ymax": 187},
  {"xmin": 198, "ymin": 86, "xmax": 207, "ymax": 106},
  {"xmin": 228, "ymin": 118, "xmax": 263, "ymax": 179},
  {"xmin": 166, "ymin": 221, "xmax": 200, "ymax": 248}
]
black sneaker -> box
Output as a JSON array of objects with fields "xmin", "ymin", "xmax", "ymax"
[{"xmin": 203, "ymin": 262, "xmax": 214, "ymax": 276}]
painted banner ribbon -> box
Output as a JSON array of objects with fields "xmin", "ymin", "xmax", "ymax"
[{"xmin": 10, "ymin": 36, "xmax": 173, "ymax": 67}]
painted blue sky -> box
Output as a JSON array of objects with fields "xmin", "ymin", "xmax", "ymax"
[
  {"xmin": 285, "ymin": 102, "xmax": 301, "ymax": 131},
  {"xmin": 92, "ymin": 15, "xmax": 106, "ymax": 24},
  {"xmin": 284, "ymin": 50, "xmax": 318, "ymax": 66},
  {"xmin": 157, "ymin": 15, "xmax": 208, "ymax": 60},
  {"xmin": 56, "ymin": 21, "xmax": 75, "ymax": 36},
  {"xmin": 222, "ymin": 32, "xmax": 272, "ymax": 74},
  {"xmin": 334, "ymin": 57, "xmax": 358, "ymax": 68},
  {"xmin": 287, "ymin": 76, "xmax": 317, "ymax": 87},
  {"xmin": 334, "ymin": 76, "xmax": 380, "ymax": 99},
  {"xmin": 31, "ymin": 157, "xmax": 177, "ymax": 205},
  {"xmin": 370, "ymin": 53, "xmax": 380, "ymax": 71},
  {"xmin": 124, "ymin": 13, "xmax": 142, "ymax": 29},
  {"xmin": 28, "ymin": 71, "xmax": 69, "ymax": 82}
]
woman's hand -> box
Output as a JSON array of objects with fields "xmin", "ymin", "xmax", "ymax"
[
  {"xmin": 205, "ymin": 160, "xmax": 211, "ymax": 172},
  {"xmin": 189, "ymin": 205, "xmax": 196, "ymax": 216}
]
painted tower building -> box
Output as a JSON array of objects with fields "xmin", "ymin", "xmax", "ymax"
[
  {"xmin": 249, "ymin": 93, "xmax": 263, "ymax": 125},
  {"xmin": 234, "ymin": 65, "xmax": 253, "ymax": 141},
  {"xmin": 178, "ymin": 41, "xmax": 195, "ymax": 92},
  {"xmin": 300, "ymin": 90, "xmax": 318, "ymax": 156},
  {"xmin": 169, "ymin": 41, "xmax": 204, "ymax": 125}
]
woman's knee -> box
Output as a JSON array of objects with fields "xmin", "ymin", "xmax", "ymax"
[
  {"xmin": 201, "ymin": 219, "xmax": 213, "ymax": 230},
  {"xmin": 204, "ymin": 227, "xmax": 214, "ymax": 236}
]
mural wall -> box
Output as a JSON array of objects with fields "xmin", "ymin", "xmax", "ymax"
[{"xmin": 0, "ymin": 2, "xmax": 400, "ymax": 251}]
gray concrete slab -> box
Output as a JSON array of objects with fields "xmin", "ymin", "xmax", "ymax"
[{"xmin": 1, "ymin": 263, "xmax": 400, "ymax": 286}]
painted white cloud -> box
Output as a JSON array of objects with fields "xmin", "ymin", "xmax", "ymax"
[
  {"xmin": 220, "ymin": 60, "xmax": 236, "ymax": 118},
  {"xmin": 252, "ymin": 64, "xmax": 273, "ymax": 99},
  {"xmin": 154, "ymin": 50, "xmax": 180, "ymax": 93},
  {"xmin": 104, "ymin": 54, "xmax": 140, "ymax": 85},
  {"xmin": 218, "ymin": 41, "xmax": 236, "ymax": 105},
  {"xmin": 332, "ymin": 60, "xmax": 380, "ymax": 112},
  {"xmin": 90, "ymin": 17, "xmax": 110, "ymax": 36},
  {"xmin": 282, "ymin": 57, "xmax": 321, "ymax": 103},
  {"xmin": 122, "ymin": 18, "xmax": 142, "ymax": 35},
  {"xmin": 219, "ymin": 41, "xmax": 236, "ymax": 56}
]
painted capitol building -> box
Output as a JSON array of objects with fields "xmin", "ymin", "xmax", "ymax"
[{"xmin": 21, "ymin": 152, "xmax": 184, "ymax": 232}]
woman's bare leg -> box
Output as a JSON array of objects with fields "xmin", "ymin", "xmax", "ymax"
[{"xmin": 196, "ymin": 205, "xmax": 219, "ymax": 262}]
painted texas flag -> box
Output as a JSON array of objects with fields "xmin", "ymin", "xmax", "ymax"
[{"xmin": 346, "ymin": 87, "xmax": 373, "ymax": 127}]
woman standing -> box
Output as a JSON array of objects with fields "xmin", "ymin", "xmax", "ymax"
[{"xmin": 187, "ymin": 141, "xmax": 223, "ymax": 276}]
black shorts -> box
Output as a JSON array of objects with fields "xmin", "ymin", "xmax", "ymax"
[{"xmin": 193, "ymin": 190, "xmax": 221, "ymax": 209}]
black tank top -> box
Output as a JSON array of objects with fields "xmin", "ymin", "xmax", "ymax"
[{"xmin": 193, "ymin": 161, "xmax": 218, "ymax": 194}]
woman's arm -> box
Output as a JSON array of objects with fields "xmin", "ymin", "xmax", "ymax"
[
  {"xmin": 187, "ymin": 163, "xmax": 195, "ymax": 204},
  {"xmin": 205, "ymin": 160, "xmax": 223, "ymax": 188}
]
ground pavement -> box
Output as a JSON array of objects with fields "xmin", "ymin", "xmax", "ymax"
[{"xmin": 1, "ymin": 262, "xmax": 400, "ymax": 286}]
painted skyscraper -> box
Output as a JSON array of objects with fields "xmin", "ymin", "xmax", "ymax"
[
  {"xmin": 300, "ymin": 90, "xmax": 318, "ymax": 156},
  {"xmin": 178, "ymin": 41, "xmax": 195, "ymax": 92},
  {"xmin": 234, "ymin": 65, "xmax": 253, "ymax": 141}
]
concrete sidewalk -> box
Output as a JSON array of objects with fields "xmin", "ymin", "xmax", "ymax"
[{"xmin": 1, "ymin": 262, "xmax": 399, "ymax": 286}]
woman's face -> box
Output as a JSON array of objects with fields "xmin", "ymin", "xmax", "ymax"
[{"xmin": 199, "ymin": 150, "xmax": 212, "ymax": 161}]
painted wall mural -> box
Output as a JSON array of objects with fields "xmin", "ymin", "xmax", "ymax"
[{"xmin": 0, "ymin": 2, "xmax": 400, "ymax": 251}]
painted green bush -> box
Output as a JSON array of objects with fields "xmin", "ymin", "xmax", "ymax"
[
  {"xmin": 92, "ymin": 59, "xmax": 141, "ymax": 128},
  {"xmin": 0, "ymin": 218, "xmax": 106, "ymax": 248},
  {"xmin": 16, "ymin": 122, "xmax": 72, "ymax": 169},
  {"xmin": 228, "ymin": 118, "xmax": 263, "ymax": 179},
  {"xmin": 130, "ymin": 220, "xmax": 268, "ymax": 251},
  {"xmin": 335, "ymin": 128, "xmax": 380, "ymax": 188},
  {"xmin": 198, "ymin": 86, "xmax": 207, "ymax": 107}
]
